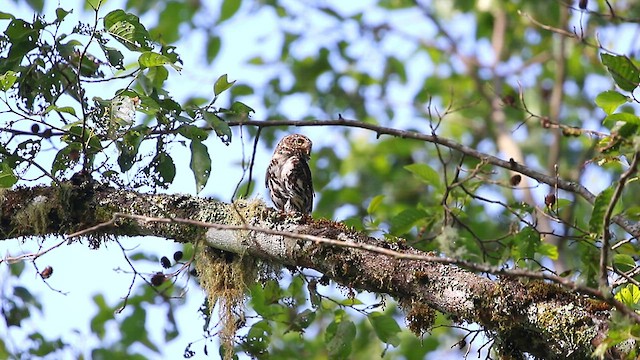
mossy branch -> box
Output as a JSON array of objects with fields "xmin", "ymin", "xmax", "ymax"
[{"xmin": 0, "ymin": 186, "xmax": 625, "ymax": 359}]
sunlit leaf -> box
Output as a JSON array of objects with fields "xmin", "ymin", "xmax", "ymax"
[
  {"xmin": 0, "ymin": 71, "xmax": 18, "ymax": 91},
  {"xmin": 104, "ymin": 10, "xmax": 152, "ymax": 51},
  {"xmin": 138, "ymin": 51, "xmax": 181, "ymax": 70},
  {"xmin": 537, "ymin": 243, "xmax": 558, "ymax": 260},
  {"xmin": 214, "ymin": 74, "xmax": 236, "ymax": 96},
  {"xmin": 367, "ymin": 195, "xmax": 385, "ymax": 214},
  {"xmin": 595, "ymin": 91, "xmax": 628, "ymax": 115},
  {"xmin": 615, "ymin": 284, "xmax": 640, "ymax": 307},
  {"xmin": 0, "ymin": 162, "xmax": 18, "ymax": 188}
]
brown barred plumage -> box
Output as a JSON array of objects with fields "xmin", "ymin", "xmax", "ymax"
[{"xmin": 265, "ymin": 134, "xmax": 314, "ymax": 214}]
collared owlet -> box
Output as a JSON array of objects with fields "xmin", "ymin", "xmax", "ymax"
[{"xmin": 265, "ymin": 134, "xmax": 314, "ymax": 214}]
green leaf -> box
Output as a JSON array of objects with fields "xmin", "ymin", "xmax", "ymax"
[
  {"xmin": 153, "ymin": 152, "xmax": 176, "ymax": 185},
  {"xmin": 325, "ymin": 319, "xmax": 355, "ymax": 359},
  {"xmin": 55, "ymin": 8, "xmax": 71, "ymax": 22},
  {"xmin": 177, "ymin": 124, "xmax": 208, "ymax": 141},
  {"xmin": 214, "ymin": 74, "xmax": 236, "ymax": 96},
  {"xmin": 116, "ymin": 129, "xmax": 146, "ymax": 172},
  {"xmin": 537, "ymin": 242, "xmax": 558, "ymax": 260},
  {"xmin": 13, "ymin": 286, "xmax": 38, "ymax": 309},
  {"xmin": 121, "ymin": 307, "xmax": 159, "ymax": 353},
  {"xmin": 0, "ymin": 12, "xmax": 16, "ymax": 20},
  {"xmin": 292, "ymin": 309, "xmax": 316, "ymax": 330},
  {"xmin": 387, "ymin": 56, "xmax": 407, "ymax": 83},
  {"xmin": 219, "ymin": 0, "xmax": 242, "ymax": 24},
  {"xmin": 613, "ymin": 254, "xmax": 636, "ymax": 273},
  {"xmin": 104, "ymin": 10, "xmax": 152, "ymax": 52},
  {"xmin": 99, "ymin": 44, "xmax": 124, "ymax": 69},
  {"xmin": 513, "ymin": 226, "xmax": 540, "ymax": 259},
  {"xmin": 615, "ymin": 284, "xmax": 640, "ymax": 307},
  {"xmin": 44, "ymin": 105, "xmax": 77, "ymax": 117},
  {"xmin": 206, "ymin": 36, "xmax": 221, "ymax": 63},
  {"xmin": 231, "ymin": 84, "xmax": 254, "ymax": 96},
  {"xmin": 389, "ymin": 208, "xmax": 427, "ymax": 235},
  {"xmin": 138, "ymin": 52, "xmax": 181, "ymax": 71},
  {"xmin": 589, "ymin": 185, "xmax": 615, "ymax": 234},
  {"xmin": 190, "ymin": 140, "xmax": 211, "ymax": 193},
  {"xmin": 595, "ymin": 91, "xmax": 629, "ymax": 115},
  {"xmin": 0, "ymin": 71, "xmax": 18, "ymax": 91},
  {"xmin": 404, "ymin": 163, "xmax": 441, "ymax": 189},
  {"xmin": 203, "ymin": 112, "xmax": 232, "ymax": 145},
  {"xmin": 367, "ymin": 195, "xmax": 385, "ymax": 214},
  {"xmin": 245, "ymin": 320, "xmax": 271, "ymax": 354},
  {"xmin": 229, "ymin": 101, "xmax": 255, "ymax": 117},
  {"xmin": 603, "ymin": 112, "xmax": 640, "ymax": 128},
  {"xmin": 52, "ymin": 143, "xmax": 82, "ymax": 175},
  {"xmin": 0, "ymin": 162, "xmax": 18, "ymax": 188},
  {"xmin": 601, "ymin": 53, "xmax": 640, "ymax": 92},
  {"xmin": 84, "ymin": 0, "xmax": 103, "ymax": 10},
  {"xmin": 368, "ymin": 312, "xmax": 401, "ymax": 346},
  {"xmin": 90, "ymin": 294, "xmax": 112, "ymax": 340}
]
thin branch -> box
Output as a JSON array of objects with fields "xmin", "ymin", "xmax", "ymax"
[
  {"xmin": 1, "ymin": 238, "xmax": 67, "ymax": 264},
  {"xmin": 599, "ymin": 151, "xmax": 640, "ymax": 289},
  {"xmin": 243, "ymin": 127, "xmax": 262, "ymax": 199},
  {"xmin": 221, "ymin": 118, "xmax": 640, "ymax": 238}
]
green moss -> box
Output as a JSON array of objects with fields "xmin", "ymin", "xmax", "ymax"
[{"xmin": 13, "ymin": 194, "xmax": 53, "ymax": 235}]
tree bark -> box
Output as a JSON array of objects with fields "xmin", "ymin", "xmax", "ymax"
[{"xmin": 0, "ymin": 185, "xmax": 615, "ymax": 359}]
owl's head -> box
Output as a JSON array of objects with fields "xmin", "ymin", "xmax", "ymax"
[{"xmin": 275, "ymin": 134, "xmax": 312, "ymax": 158}]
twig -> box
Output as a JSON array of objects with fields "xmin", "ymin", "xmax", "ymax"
[
  {"xmin": 1, "ymin": 238, "xmax": 67, "ymax": 264},
  {"xmin": 220, "ymin": 118, "xmax": 640, "ymax": 239},
  {"xmin": 599, "ymin": 151, "xmax": 640, "ymax": 289}
]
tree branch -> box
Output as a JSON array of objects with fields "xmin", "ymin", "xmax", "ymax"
[{"xmin": 0, "ymin": 185, "xmax": 630, "ymax": 359}]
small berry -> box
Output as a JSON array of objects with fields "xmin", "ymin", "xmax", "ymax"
[
  {"xmin": 40, "ymin": 266, "xmax": 53, "ymax": 279},
  {"xmin": 173, "ymin": 251, "xmax": 183, "ymax": 262},
  {"xmin": 510, "ymin": 174, "xmax": 522, "ymax": 186},
  {"xmin": 545, "ymin": 193, "xmax": 556, "ymax": 207},
  {"xmin": 160, "ymin": 256, "xmax": 171, "ymax": 268},
  {"xmin": 151, "ymin": 272, "xmax": 166, "ymax": 286}
]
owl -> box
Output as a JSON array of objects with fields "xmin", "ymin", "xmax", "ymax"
[{"xmin": 266, "ymin": 134, "xmax": 314, "ymax": 214}]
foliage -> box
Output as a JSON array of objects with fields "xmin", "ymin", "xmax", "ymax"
[{"xmin": 2, "ymin": 0, "xmax": 640, "ymax": 359}]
